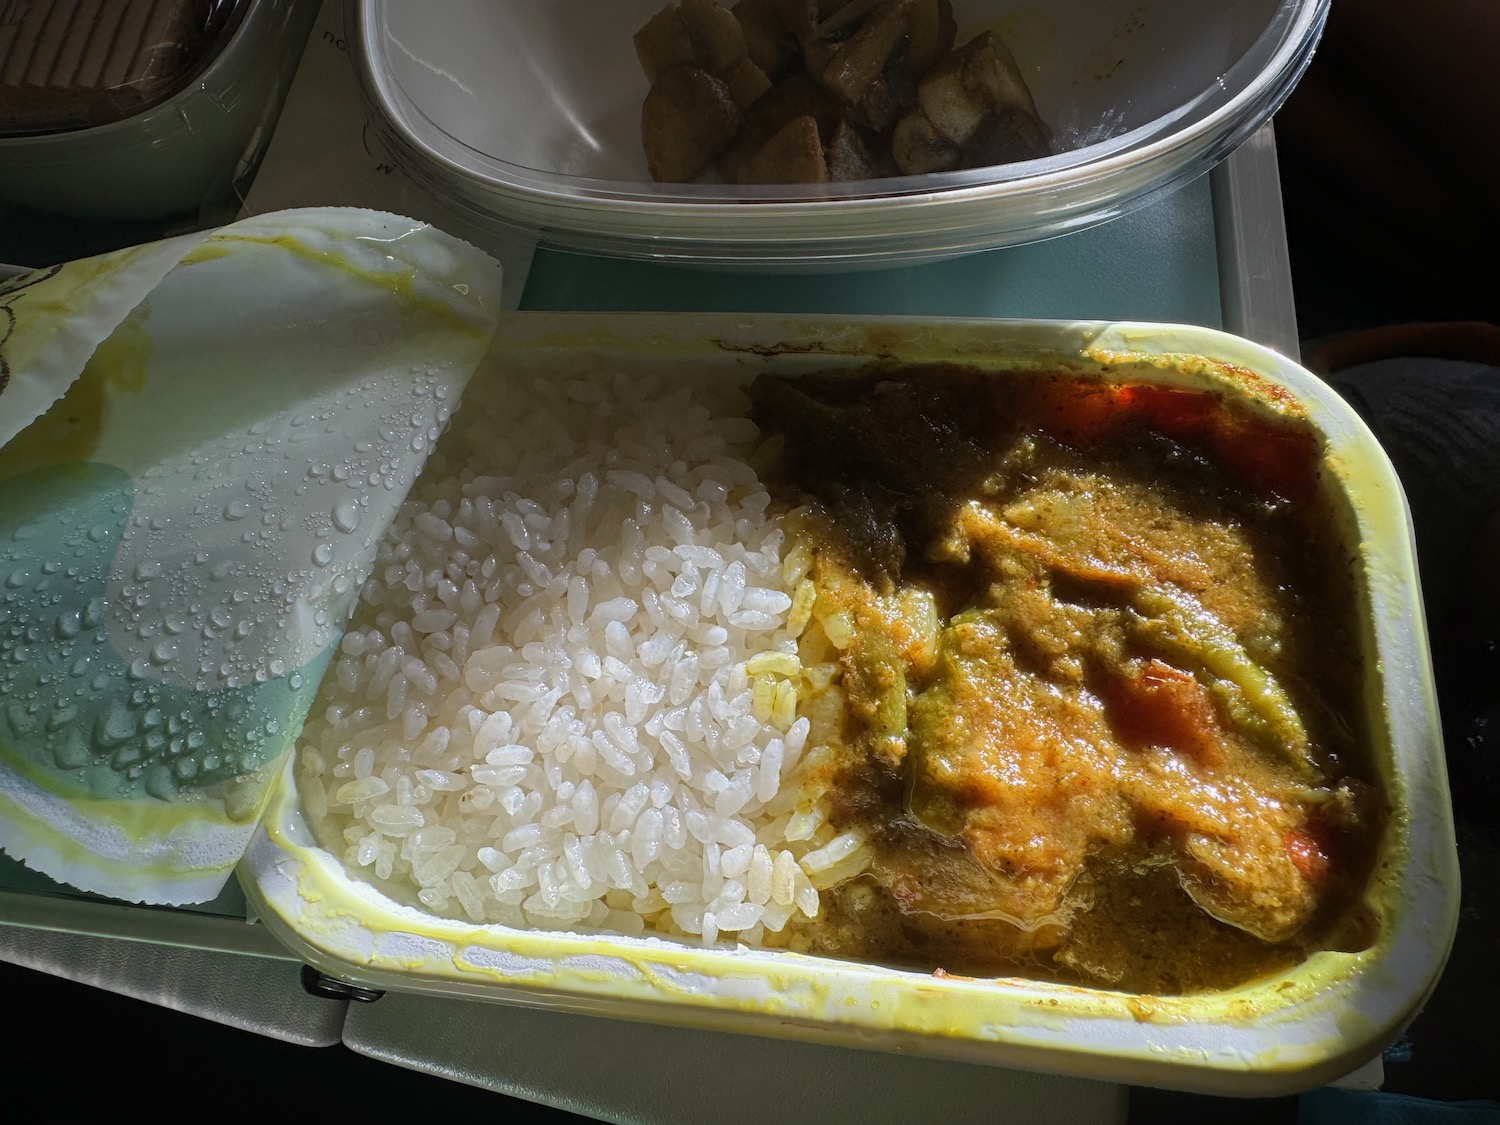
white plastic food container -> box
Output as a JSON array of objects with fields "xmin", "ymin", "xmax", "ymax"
[
  {"xmin": 348, "ymin": 0, "xmax": 1327, "ymax": 267},
  {"xmin": 241, "ymin": 312, "xmax": 1459, "ymax": 1096}
]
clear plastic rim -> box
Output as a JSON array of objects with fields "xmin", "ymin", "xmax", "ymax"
[{"xmin": 352, "ymin": 0, "xmax": 1328, "ymax": 226}]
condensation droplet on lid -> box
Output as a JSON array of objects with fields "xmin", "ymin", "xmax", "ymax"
[
  {"xmin": 224, "ymin": 498, "xmax": 253, "ymax": 521},
  {"xmin": 234, "ymin": 620, "xmax": 254, "ymax": 640},
  {"xmin": 210, "ymin": 606, "xmax": 233, "ymax": 629},
  {"xmin": 332, "ymin": 500, "xmax": 360, "ymax": 534},
  {"xmin": 151, "ymin": 640, "xmax": 178, "ymax": 664}
]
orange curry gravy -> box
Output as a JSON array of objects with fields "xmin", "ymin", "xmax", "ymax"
[{"xmin": 750, "ymin": 365, "xmax": 1382, "ymax": 994}]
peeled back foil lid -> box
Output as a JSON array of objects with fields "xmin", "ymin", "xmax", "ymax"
[{"xmin": 0, "ymin": 207, "xmax": 502, "ymax": 904}]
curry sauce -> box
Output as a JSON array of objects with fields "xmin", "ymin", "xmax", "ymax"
[{"xmin": 751, "ymin": 365, "xmax": 1381, "ymax": 994}]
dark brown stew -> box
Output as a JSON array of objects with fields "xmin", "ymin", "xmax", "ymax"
[{"xmin": 751, "ymin": 365, "xmax": 1382, "ymax": 994}]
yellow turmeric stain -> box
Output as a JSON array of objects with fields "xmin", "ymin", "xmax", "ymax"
[{"xmin": 202, "ymin": 232, "xmax": 486, "ymax": 335}]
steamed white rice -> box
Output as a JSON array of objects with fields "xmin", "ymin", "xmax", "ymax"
[{"xmin": 296, "ymin": 365, "xmax": 869, "ymax": 946}]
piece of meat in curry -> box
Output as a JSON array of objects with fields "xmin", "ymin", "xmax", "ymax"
[{"xmin": 751, "ymin": 366, "xmax": 1382, "ymax": 993}]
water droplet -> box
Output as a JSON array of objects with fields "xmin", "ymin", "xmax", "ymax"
[
  {"xmin": 234, "ymin": 620, "xmax": 254, "ymax": 640},
  {"xmin": 151, "ymin": 639, "xmax": 178, "ymax": 664},
  {"xmin": 6, "ymin": 568, "xmax": 31, "ymax": 589},
  {"xmin": 93, "ymin": 700, "xmax": 138, "ymax": 748},
  {"xmin": 210, "ymin": 606, "xmax": 233, "ymax": 629},
  {"xmin": 332, "ymin": 500, "xmax": 360, "ymax": 534},
  {"xmin": 134, "ymin": 561, "xmax": 161, "ymax": 581},
  {"xmin": 224, "ymin": 498, "xmax": 253, "ymax": 521}
]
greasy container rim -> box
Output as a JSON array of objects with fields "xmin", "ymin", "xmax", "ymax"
[
  {"xmin": 240, "ymin": 314, "xmax": 1459, "ymax": 1097},
  {"xmin": 347, "ymin": 1, "xmax": 1329, "ymax": 260}
]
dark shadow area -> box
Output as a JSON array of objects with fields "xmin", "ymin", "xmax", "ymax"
[{"xmin": 0, "ymin": 958, "xmax": 583, "ymax": 1124}]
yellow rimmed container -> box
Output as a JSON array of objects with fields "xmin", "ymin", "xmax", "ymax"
[{"xmin": 239, "ymin": 312, "xmax": 1459, "ymax": 1096}]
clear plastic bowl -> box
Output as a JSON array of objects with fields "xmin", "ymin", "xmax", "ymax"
[{"xmin": 349, "ymin": 0, "xmax": 1328, "ymax": 267}]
